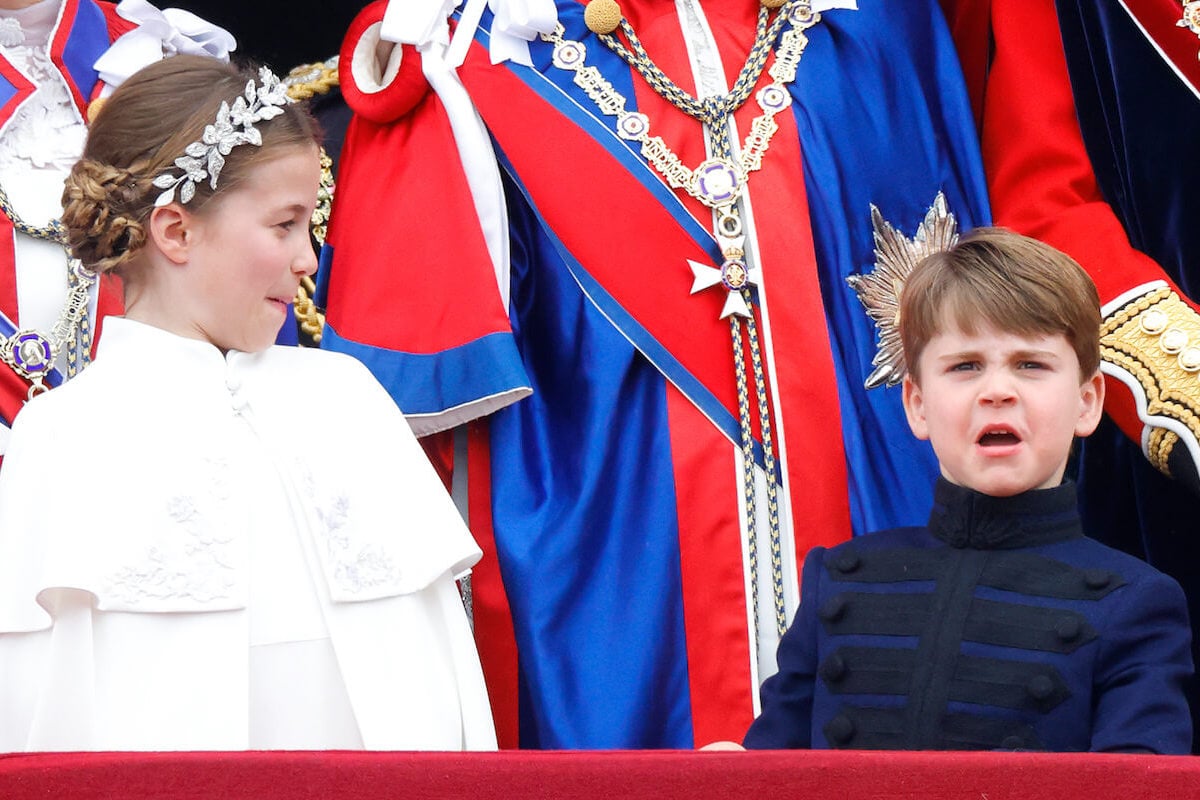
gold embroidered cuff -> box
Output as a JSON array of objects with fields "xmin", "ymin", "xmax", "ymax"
[{"xmin": 1101, "ymin": 286, "xmax": 1200, "ymax": 480}]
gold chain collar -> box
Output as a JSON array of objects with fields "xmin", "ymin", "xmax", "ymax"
[
  {"xmin": 545, "ymin": 2, "xmax": 815, "ymax": 214},
  {"xmin": 543, "ymin": 1, "xmax": 820, "ymax": 318},
  {"xmin": 0, "ymin": 181, "xmax": 95, "ymax": 397}
]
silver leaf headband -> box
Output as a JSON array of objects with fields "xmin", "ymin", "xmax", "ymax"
[{"xmin": 151, "ymin": 66, "xmax": 292, "ymax": 207}]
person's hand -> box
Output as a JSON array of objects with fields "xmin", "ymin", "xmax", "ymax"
[{"xmin": 699, "ymin": 740, "xmax": 745, "ymax": 751}]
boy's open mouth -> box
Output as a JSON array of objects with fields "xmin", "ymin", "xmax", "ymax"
[{"xmin": 978, "ymin": 428, "xmax": 1020, "ymax": 447}]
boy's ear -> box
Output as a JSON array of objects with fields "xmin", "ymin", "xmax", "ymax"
[
  {"xmin": 902, "ymin": 374, "xmax": 930, "ymax": 441},
  {"xmin": 147, "ymin": 203, "xmax": 194, "ymax": 266},
  {"xmin": 1075, "ymin": 368, "xmax": 1106, "ymax": 438}
]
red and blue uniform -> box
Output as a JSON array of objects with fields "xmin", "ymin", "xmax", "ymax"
[
  {"xmin": 0, "ymin": 0, "xmax": 133, "ymax": 432},
  {"xmin": 321, "ymin": 0, "xmax": 990, "ymax": 748}
]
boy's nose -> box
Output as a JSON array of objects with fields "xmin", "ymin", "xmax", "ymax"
[{"xmin": 978, "ymin": 373, "xmax": 1017, "ymax": 405}]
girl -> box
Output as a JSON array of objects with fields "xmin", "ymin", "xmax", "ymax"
[{"xmin": 0, "ymin": 55, "xmax": 497, "ymax": 752}]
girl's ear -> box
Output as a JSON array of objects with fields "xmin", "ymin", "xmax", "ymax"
[{"xmin": 148, "ymin": 204, "xmax": 194, "ymax": 265}]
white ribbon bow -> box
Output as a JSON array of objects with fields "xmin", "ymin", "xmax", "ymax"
[
  {"xmin": 484, "ymin": 0, "xmax": 557, "ymax": 66},
  {"xmin": 93, "ymin": 0, "xmax": 236, "ymax": 96},
  {"xmin": 380, "ymin": 0, "xmax": 556, "ymax": 67},
  {"xmin": 380, "ymin": 0, "xmax": 854, "ymax": 66},
  {"xmin": 380, "ymin": 0, "xmax": 460, "ymax": 47}
]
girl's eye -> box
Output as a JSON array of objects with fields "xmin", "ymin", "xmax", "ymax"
[{"xmin": 277, "ymin": 220, "xmax": 296, "ymax": 231}]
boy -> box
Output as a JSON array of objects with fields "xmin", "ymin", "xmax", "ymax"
[{"xmin": 742, "ymin": 228, "xmax": 1193, "ymax": 752}]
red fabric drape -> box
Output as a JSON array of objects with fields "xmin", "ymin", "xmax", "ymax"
[{"xmin": 1, "ymin": 750, "xmax": 1197, "ymax": 800}]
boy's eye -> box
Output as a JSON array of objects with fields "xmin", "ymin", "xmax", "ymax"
[
  {"xmin": 948, "ymin": 361, "xmax": 978, "ymax": 372},
  {"xmin": 277, "ymin": 220, "xmax": 296, "ymax": 231},
  {"xmin": 1018, "ymin": 360, "xmax": 1047, "ymax": 370}
]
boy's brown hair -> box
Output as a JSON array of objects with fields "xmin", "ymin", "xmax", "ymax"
[{"xmin": 899, "ymin": 226, "xmax": 1100, "ymax": 382}]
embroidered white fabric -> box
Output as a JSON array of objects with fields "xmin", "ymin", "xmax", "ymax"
[{"xmin": 0, "ymin": 318, "xmax": 496, "ymax": 750}]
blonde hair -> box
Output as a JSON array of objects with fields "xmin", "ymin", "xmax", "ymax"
[
  {"xmin": 900, "ymin": 227, "xmax": 1101, "ymax": 382},
  {"xmin": 61, "ymin": 55, "xmax": 320, "ymax": 275}
]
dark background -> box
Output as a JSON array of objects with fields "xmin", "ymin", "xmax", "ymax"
[
  {"xmin": 168, "ymin": 1, "xmax": 370, "ymax": 71},
  {"xmin": 165, "ymin": 1, "xmax": 374, "ymax": 169}
]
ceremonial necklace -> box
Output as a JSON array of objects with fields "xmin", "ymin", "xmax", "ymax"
[
  {"xmin": 0, "ymin": 180, "xmax": 95, "ymax": 398},
  {"xmin": 546, "ymin": 0, "xmax": 823, "ymax": 646},
  {"xmin": 549, "ymin": 0, "xmax": 818, "ymax": 318}
]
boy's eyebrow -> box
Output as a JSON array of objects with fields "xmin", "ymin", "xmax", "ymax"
[
  {"xmin": 1008, "ymin": 348, "xmax": 1063, "ymax": 361},
  {"xmin": 936, "ymin": 349, "xmax": 982, "ymax": 362},
  {"xmin": 935, "ymin": 348, "xmax": 1063, "ymax": 361}
]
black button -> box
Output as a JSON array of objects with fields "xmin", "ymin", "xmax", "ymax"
[
  {"xmin": 1000, "ymin": 735, "xmax": 1025, "ymax": 750},
  {"xmin": 1027, "ymin": 675, "xmax": 1055, "ymax": 701},
  {"xmin": 825, "ymin": 714, "xmax": 855, "ymax": 746},
  {"xmin": 820, "ymin": 654, "xmax": 847, "ymax": 683},
  {"xmin": 1055, "ymin": 617, "xmax": 1082, "ymax": 642},
  {"xmin": 819, "ymin": 596, "xmax": 848, "ymax": 623},
  {"xmin": 1083, "ymin": 569, "xmax": 1111, "ymax": 590},
  {"xmin": 833, "ymin": 550, "xmax": 861, "ymax": 574}
]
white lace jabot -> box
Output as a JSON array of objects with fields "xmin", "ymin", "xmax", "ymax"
[{"xmin": 0, "ymin": 0, "xmax": 87, "ymax": 175}]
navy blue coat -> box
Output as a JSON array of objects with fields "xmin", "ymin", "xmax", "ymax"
[{"xmin": 744, "ymin": 480, "xmax": 1193, "ymax": 752}]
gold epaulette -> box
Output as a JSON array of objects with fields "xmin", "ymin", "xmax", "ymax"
[{"xmin": 284, "ymin": 57, "xmax": 340, "ymax": 101}]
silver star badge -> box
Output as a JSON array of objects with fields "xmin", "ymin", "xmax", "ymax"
[{"xmin": 847, "ymin": 192, "xmax": 959, "ymax": 389}]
